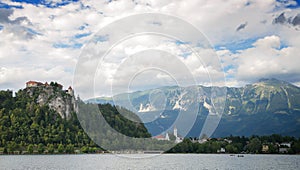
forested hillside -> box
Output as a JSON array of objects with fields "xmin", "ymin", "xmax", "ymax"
[{"xmin": 0, "ymin": 84, "xmax": 151, "ymax": 154}]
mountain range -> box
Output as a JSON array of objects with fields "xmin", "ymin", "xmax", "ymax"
[{"xmin": 87, "ymin": 78, "xmax": 300, "ymax": 137}]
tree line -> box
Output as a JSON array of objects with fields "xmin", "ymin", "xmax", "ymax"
[{"xmin": 166, "ymin": 134, "xmax": 300, "ymax": 154}]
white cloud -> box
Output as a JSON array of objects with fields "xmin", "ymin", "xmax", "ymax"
[
  {"xmin": 1, "ymin": 0, "xmax": 300, "ymax": 99},
  {"xmin": 253, "ymin": 35, "xmax": 281, "ymax": 48},
  {"xmin": 84, "ymin": 34, "xmax": 225, "ymax": 98},
  {"xmin": 235, "ymin": 35, "xmax": 300, "ymax": 82}
]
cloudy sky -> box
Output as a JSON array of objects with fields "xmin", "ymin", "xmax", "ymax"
[{"xmin": 0, "ymin": 0, "xmax": 300, "ymax": 99}]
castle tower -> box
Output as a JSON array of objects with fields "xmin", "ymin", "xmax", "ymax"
[{"xmin": 67, "ymin": 86, "xmax": 74, "ymax": 96}]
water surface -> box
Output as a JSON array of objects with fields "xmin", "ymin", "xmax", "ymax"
[{"xmin": 0, "ymin": 154, "xmax": 299, "ymax": 170}]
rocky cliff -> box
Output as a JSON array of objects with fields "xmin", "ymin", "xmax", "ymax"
[{"xmin": 24, "ymin": 82, "xmax": 77, "ymax": 119}]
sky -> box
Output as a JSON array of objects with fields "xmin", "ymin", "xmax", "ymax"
[{"xmin": 0, "ymin": 0, "xmax": 300, "ymax": 99}]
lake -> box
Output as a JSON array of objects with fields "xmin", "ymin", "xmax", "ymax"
[{"xmin": 0, "ymin": 154, "xmax": 299, "ymax": 170}]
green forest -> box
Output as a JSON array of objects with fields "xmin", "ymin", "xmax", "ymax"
[
  {"xmin": 0, "ymin": 88, "xmax": 151, "ymax": 154},
  {"xmin": 167, "ymin": 134, "xmax": 300, "ymax": 154}
]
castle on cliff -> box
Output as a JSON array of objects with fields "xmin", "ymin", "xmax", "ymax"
[
  {"xmin": 25, "ymin": 80, "xmax": 77, "ymax": 119},
  {"xmin": 26, "ymin": 81, "xmax": 74, "ymax": 96}
]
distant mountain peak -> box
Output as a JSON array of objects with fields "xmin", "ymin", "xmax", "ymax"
[
  {"xmin": 255, "ymin": 78, "xmax": 291, "ymax": 87},
  {"xmin": 87, "ymin": 78, "xmax": 300, "ymax": 137},
  {"xmin": 258, "ymin": 78, "xmax": 283, "ymax": 83}
]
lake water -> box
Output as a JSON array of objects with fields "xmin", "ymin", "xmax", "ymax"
[{"xmin": 0, "ymin": 154, "xmax": 299, "ymax": 170}]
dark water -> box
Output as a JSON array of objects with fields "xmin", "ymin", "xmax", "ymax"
[{"xmin": 0, "ymin": 154, "xmax": 299, "ymax": 170}]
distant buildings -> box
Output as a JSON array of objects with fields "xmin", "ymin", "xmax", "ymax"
[
  {"xmin": 279, "ymin": 147, "xmax": 289, "ymax": 153},
  {"xmin": 261, "ymin": 142, "xmax": 292, "ymax": 153},
  {"xmin": 198, "ymin": 138, "xmax": 208, "ymax": 144},
  {"xmin": 217, "ymin": 148, "xmax": 226, "ymax": 153},
  {"xmin": 279, "ymin": 142, "xmax": 292, "ymax": 153},
  {"xmin": 67, "ymin": 86, "xmax": 74, "ymax": 96},
  {"xmin": 153, "ymin": 134, "xmax": 170, "ymax": 141},
  {"xmin": 280, "ymin": 142, "xmax": 291, "ymax": 148},
  {"xmin": 25, "ymin": 81, "xmax": 72, "ymax": 94},
  {"xmin": 262, "ymin": 144, "xmax": 269, "ymax": 153},
  {"xmin": 26, "ymin": 81, "xmax": 44, "ymax": 87},
  {"xmin": 152, "ymin": 127, "xmax": 183, "ymax": 143},
  {"xmin": 26, "ymin": 80, "xmax": 63, "ymax": 90},
  {"xmin": 174, "ymin": 127, "xmax": 183, "ymax": 143},
  {"xmin": 224, "ymin": 139, "xmax": 232, "ymax": 144}
]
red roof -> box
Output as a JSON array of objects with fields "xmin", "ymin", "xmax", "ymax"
[
  {"xmin": 26, "ymin": 81, "xmax": 43, "ymax": 85},
  {"xmin": 153, "ymin": 135, "xmax": 165, "ymax": 139}
]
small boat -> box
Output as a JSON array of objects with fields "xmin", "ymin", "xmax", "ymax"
[
  {"xmin": 237, "ymin": 155, "xmax": 244, "ymax": 157},
  {"xmin": 229, "ymin": 154, "xmax": 235, "ymax": 156}
]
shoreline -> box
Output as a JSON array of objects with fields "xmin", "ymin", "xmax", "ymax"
[{"xmin": 1, "ymin": 153, "xmax": 299, "ymax": 156}]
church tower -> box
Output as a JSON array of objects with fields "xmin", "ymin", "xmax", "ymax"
[
  {"xmin": 174, "ymin": 126, "xmax": 178, "ymax": 138},
  {"xmin": 165, "ymin": 133, "xmax": 170, "ymax": 141}
]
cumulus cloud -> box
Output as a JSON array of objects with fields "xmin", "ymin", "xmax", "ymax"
[
  {"xmin": 1, "ymin": 0, "xmax": 300, "ymax": 99},
  {"xmin": 80, "ymin": 34, "xmax": 225, "ymax": 98},
  {"xmin": 0, "ymin": 8, "xmax": 14, "ymax": 23},
  {"xmin": 0, "ymin": 8, "xmax": 36, "ymax": 40},
  {"xmin": 0, "ymin": 8, "xmax": 31, "ymax": 24},
  {"xmin": 235, "ymin": 35, "xmax": 300, "ymax": 83}
]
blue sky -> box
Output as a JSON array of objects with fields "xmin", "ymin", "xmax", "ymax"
[
  {"xmin": 0, "ymin": 0, "xmax": 300, "ymax": 98},
  {"xmin": 2, "ymin": 0, "xmax": 299, "ymax": 9},
  {"xmin": 281, "ymin": 0, "xmax": 300, "ymax": 8},
  {"xmin": 10, "ymin": 0, "xmax": 79, "ymax": 8}
]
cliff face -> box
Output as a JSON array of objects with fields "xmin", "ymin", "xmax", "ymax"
[{"xmin": 24, "ymin": 84, "xmax": 77, "ymax": 119}]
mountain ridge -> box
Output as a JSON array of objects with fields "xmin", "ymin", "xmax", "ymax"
[{"xmin": 88, "ymin": 78, "xmax": 300, "ymax": 137}]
